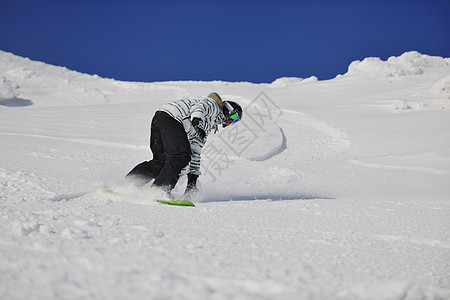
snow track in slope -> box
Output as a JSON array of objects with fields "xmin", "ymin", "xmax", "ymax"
[
  {"xmin": 0, "ymin": 132, "xmax": 148, "ymax": 150},
  {"xmin": 281, "ymin": 109, "xmax": 351, "ymax": 153}
]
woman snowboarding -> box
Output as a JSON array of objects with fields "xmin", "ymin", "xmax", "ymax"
[{"xmin": 126, "ymin": 92, "xmax": 243, "ymax": 198}]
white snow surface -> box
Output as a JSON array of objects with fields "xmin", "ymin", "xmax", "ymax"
[{"xmin": 1, "ymin": 50, "xmax": 449, "ymax": 300}]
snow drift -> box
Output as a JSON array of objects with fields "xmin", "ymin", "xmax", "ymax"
[{"xmin": 1, "ymin": 50, "xmax": 449, "ymax": 300}]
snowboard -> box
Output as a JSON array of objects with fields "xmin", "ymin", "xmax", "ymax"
[
  {"xmin": 155, "ymin": 199, "xmax": 195, "ymax": 207},
  {"xmin": 104, "ymin": 187, "xmax": 195, "ymax": 207}
]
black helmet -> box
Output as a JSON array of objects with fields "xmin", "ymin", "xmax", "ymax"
[{"xmin": 223, "ymin": 101, "xmax": 243, "ymax": 125}]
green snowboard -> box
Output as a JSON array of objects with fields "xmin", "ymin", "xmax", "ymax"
[{"xmin": 156, "ymin": 199, "xmax": 195, "ymax": 207}]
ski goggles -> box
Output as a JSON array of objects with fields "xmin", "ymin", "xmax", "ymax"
[{"xmin": 224, "ymin": 102, "xmax": 240, "ymax": 124}]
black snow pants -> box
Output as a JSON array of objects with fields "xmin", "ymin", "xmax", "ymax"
[{"xmin": 126, "ymin": 111, "xmax": 191, "ymax": 191}]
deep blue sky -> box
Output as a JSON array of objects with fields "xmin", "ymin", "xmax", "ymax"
[{"xmin": 1, "ymin": 0, "xmax": 449, "ymax": 83}]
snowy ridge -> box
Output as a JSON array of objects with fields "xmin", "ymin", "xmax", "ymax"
[
  {"xmin": 1, "ymin": 50, "xmax": 450, "ymax": 300},
  {"xmin": 269, "ymin": 76, "xmax": 318, "ymax": 88},
  {"xmin": 347, "ymin": 51, "xmax": 450, "ymax": 78}
]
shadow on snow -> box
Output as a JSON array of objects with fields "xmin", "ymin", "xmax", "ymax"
[
  {"xmin": 0, "ymin": 98, "xmax": 33, "ymax": 107},
  {"xmin": 200, "ymin": 193, "xmax": 334, "ymax": 203}
]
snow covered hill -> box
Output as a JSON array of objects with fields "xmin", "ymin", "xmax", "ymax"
[{"xmin": 1, "ymin": 50, "xmax": 449, "ymax": 299}]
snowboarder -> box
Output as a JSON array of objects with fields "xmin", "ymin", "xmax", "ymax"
[{"xmin": 126, "ymin": 92, "xmax": 242, "ymax": 198}]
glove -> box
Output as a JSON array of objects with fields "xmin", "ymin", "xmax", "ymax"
[
  {"xmin": 192, "ymin": 117, "xmax": 206, "ymax": 139},
  {"xmin": 184, "ymin": 173, "xmax": 199, "ymax": 194}
]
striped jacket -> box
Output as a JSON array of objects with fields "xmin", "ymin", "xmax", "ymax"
[{"xmin": 158, "ymin": 97, "xmax": 226, "ymax": 175}]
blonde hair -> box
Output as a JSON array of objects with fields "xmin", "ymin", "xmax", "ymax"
[{"xmin": 208, "ymin": 92, "xmax": 224, "ymax": 109}]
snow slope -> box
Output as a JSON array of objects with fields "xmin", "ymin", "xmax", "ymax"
[{"xmin": 1, "ymin": 50, "xmax": 449, "ymax": 299}]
